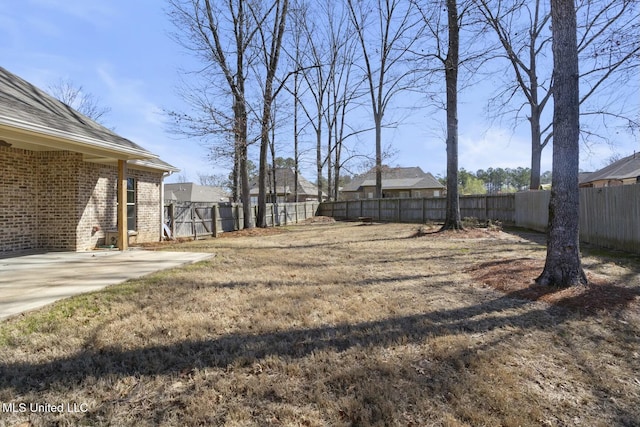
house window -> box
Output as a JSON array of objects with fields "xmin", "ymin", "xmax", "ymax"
[
  {"xmin": 433, "ymin": 190, "xmax": 440, "ymax": 197},
  {"xmin": 367, "ymin": 192, "xmax": 373, "ymax": 199},
  {"xmin": 127, "ymin": 177, "xmax": 136, "ymax": 231}
]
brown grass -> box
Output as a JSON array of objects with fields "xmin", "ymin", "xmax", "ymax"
[{"xmin": 1, "ymin": 222, "xmax": 639, "ymax": 426}]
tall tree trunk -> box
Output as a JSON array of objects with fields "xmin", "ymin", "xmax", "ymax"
[
  {"xmin": 334, "ymin": 122, "xmax": 342, "ymax": 201},
  {"xmin": 327, "ymin": 131, "xmax": 333, "ymax": 201},
  {"xmin": 529, "ymin": 98, "xmax": 543, "ymax": 190},
  {"xmin": 375, "ymin": 113, "xmax": 382, "ymax": 198},
  {"xmin": 530, "ymin": 133, "xmax": 542, "ymax": 190},
  {"xmin": 257, "ymin": 90, "xmax": 273, "ymax": 228},
  {"xmin": 240, "ymin": 145, "xmax": 251, "ymax": 229},
  {"xmin": 536, "ymin": 0, "xmax": 586, "ymax": 287},
  {"xmin": 235, "ymin": 98, "xmax": 253, "ymax": 229},
  {"xmin": 256, "ymin": 0, "xmax": 288, "ymax": 228},
  {"xmin": 528, "ymin": 17, "xmax": 543, "ymax": 191},
  {"xmin": 294, "ymin": 74, "xmax": 299, "ymax": 203},
  {"xmin": 440, "ymin": 0, "xmax": 463, "ymax": 231},
  {"xmin": 232, "ymin": 144, "xmax": 240, "ymax": 203},
  {"xmin": 316, "ymin": 117, "xmax": 323, "ymax": 201}
]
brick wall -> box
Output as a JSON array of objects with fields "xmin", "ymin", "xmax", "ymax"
[
  {"xmin": 76, "ymin": 162, "xmax": 118, "ymax": 251},
  {"xmin": 0, "ymin": 147, "xmax": 38, "ymax": 252},
  {"xmin": 36, "ymin": 151, "xmax": 82, "ymax": 250},
  {"xmin": 1, "ymin": 146, "xmax": 164, "ymax": 254},
  {"xmin": 127, "ymin": 168, "xmax": 162, "ymax": 244},
  {"xmin": 75, "ymin": 164, "xmax": 162, "ymax": 250}
]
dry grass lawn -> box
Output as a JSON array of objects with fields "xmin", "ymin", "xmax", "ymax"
[{"xmin": 0, "ymin": 221, "xmax": 639, "ymax": 426}]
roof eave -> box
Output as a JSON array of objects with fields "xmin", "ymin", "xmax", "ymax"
[{"xmin": 0, "ymin": 115, "xmax": 154, "ymax": 160}]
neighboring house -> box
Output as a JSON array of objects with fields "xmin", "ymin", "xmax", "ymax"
[
  {"xmin": 580, "ymin": 153, "xmax": 640, "ymax": 188},
  {"xmin": 578, "ymin": 172, "xmax": 593, "ymax": 187},
  {"xmin": 342, "ymin": 166, "xmax": 445, "ymax": 200},
  {"xmin": 249, "ymin": 167, "xmax": 323, "ymax": 203},
  {"xmin": 165, "ymin": 182, "xmax": 231, "ymax": 204},
  {"xmin": 0, "ymin": 66, "xmax": 178, "ymax": 255}
]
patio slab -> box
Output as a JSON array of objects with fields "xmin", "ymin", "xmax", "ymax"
[{"xmin": 0, "ymin": 249, "xmax": 213, "ymax": 321}]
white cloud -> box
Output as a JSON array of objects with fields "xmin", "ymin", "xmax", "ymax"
[
  {"xmin": 28, "ymin": 0, "xmax": 115, "ymax": 28},
  {"xmin": 459, "ymin": 127, "xmax": 536, "ymax": 172}
]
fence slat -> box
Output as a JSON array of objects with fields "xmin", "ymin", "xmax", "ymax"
[
  {"xmin": 319, "ymin": 187, "xmax": 640, "ymax": 254},
  {"xmin": 165, "ymin": 201, "xmax": 320, "ymax": 238}
]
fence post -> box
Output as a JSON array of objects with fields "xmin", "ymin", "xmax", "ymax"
[
  {"xmin": 271, "ymin": 204, "xmax": 275, "ymax": 227},
  {"xmin": 212, "ymin": 205, "xmax": 219, "ymax": 237},
  {"xmin": 284, "ymin": 204, "xmax": 288, "ymax": 225},
  {"xmin": 169, "ymin": 203, "xmax": 176, "ymax": 238},
  {"xmin": 191, "ymin": 205, "xmax": 197, "ymax": 239},
  {"xmin": 485, "ymin": 194, "xmax": 489, "ymax": 222}
]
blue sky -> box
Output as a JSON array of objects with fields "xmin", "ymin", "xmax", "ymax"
[{"xmin": 1, "ymin": 0, "xmax": 637, "ymax": 183}]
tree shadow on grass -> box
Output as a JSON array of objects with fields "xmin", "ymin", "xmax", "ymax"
[
  {"xmin": 1, "ymin": 281, "xmax": 638, "ymax": 425},
  {"xmin": 0, "ymin": 290, "xmax": 607, "ymax": 393}
]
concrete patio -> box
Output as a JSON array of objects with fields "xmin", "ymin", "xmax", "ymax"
[{"xmin": 0, "ymin": 249, "xmax": 213, "ymax": 320}]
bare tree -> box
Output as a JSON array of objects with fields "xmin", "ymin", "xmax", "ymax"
[
  {"xmin": 252, "ymin": 0, "xmax": 289, "ymax": 228},
  {"xmin": 346, "ymin": 0, "xmax": 423, "ymax": 198},
  {"xmin": 326, "ymin": 30, "xmax": 363, "ymax": 201},
  {"xmin": 285, "ymin": 1, "xmax": 365, "ymax": 202},
  {"xmin": 414, "ymin": 0, "xmax": 488, "ymax": 230},
  {"xmin": 294, "ymin": 0, "xmax": 334, "ymax": 201},
  {"xmin": 288, "ymin": 3, "xmax": 306, "ymax": 202},
  {"xmin": 167, "ymin": 0, "xmax": 259, "ymax": 229},
  {"xmin": 442, "ymin": 0, "xmax": 463, "ymax": 230},
  {"xmin": 321, "ymin": 1, "xmax": 364, "ymax": 201},
  {"xmin": 475, "ymin": 0, "xmax": 639, "ymax": 189},
  {"xmin": 47, "ymin": 78, "xmax": 111, "ymax": 124},
  {"xmin": 536, "ymin": 0, "xmax": 587, "ymax": 287},
  {"xmin": 197, "ymin": 172, "xmax": 230, "ymax": 189},
  {"xmin": 576, "ymin": 0, "xmax": 640, "ymax": 138}
]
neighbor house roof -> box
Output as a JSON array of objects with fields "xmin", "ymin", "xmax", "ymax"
[
  {"xmin": 0, "ymin": 66, "xmax": 177, "ymax": 172},
  {"xmin": 344, "ymin": 166, "xmax": 444, "ymax": 192},
  {"xmin": 249, "ymin": 168, "xmax": 322, "ymax": 196},
  {"xmin": 165, "ymin": 183, "xmax": 230, "ymax": 203},
  {"xmin": 581, "ymin": 153, "xmax": 640, "ymax": 185}
]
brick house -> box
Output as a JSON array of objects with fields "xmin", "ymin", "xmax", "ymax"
[
  {"xmin": 341, "ymin": 166, "xmax": 445, "ymax": 200},
  {"xmin": 579, "ymin": 153, "xmax": 640, "ymax": 188},
  {"xmin": 249, "ymin": 167, "xmax": 324, "ymax": 203},
  {"xmin": 0, "ymin": 67, "xmax": 178, "ymax": 255}
]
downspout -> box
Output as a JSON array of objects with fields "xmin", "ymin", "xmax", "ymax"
[{"xmin": 160, "ymin": 170, "xmax": 174, "ymax": 241}]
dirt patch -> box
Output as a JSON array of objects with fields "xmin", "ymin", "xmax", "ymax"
[
  {"xmin": 467, "ymin": 257, "xmax": 640, "ymax": 313},
  {"xmin": 411, "ymin": 224, "xmax": 504, "ymax": 239},
  {"xmin": 217, "ymin": 227, "xmax": 286, "ymax": 238},
  {"xmin": 301, "ymin": 215, "xmax": 336, "ymax": 224}
]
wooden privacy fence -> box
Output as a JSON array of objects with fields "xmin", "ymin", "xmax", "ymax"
[
  {"xmin": 516, "ymin": 186, "xmax": 640, "ymax": 254},
  {"xmin": 320, "ymin": 185, "xmax": 640, "ymax": 254},
  {"xmin": 318, "ymin": 194, "xmax": 516, "ymax": 224},
  {"xmin": 165, "ymin": 186, "xmax": 640, "ymax": 253},
  {"xmin": 164, "ymin": 201, "xmax": 320, "ymax": 239}
]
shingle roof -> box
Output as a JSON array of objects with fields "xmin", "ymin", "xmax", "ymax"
[
  {"xmin": 582, "ymin": 153, "xmax": 640, "ymax": 183},
  {"xmin": 0, "ymin": 66, "xmax": 177, "ymax": 172},
  {"xmin": 344, "ymin": 166, "xmax": 444, "ymax": 192},
  {"xmin": 249, "ymin": 168, "xmax": 321, "ymax": 196},
  {"xmin": 165, "ymin": 183, "xmax": 230, "ymax": 203}
]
